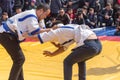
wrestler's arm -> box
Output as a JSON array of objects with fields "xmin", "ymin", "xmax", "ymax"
[
  {"xmin": 23, "ymin": 32, "xmax": 65, "ymax": 56},
  {"xmin": 22, "ymin": 25, "xmax": 57, "ymax": 40},
  {"xmin": 22, "ymin": 32, "xmax": 39, "ymax": 41},
  {"xmin": 38, "ymin": 25, "xmax": 58, "ymax": 33}
]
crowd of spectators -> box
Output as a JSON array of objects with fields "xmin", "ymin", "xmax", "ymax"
[{"xmin": 0, "ymin": 0, "xmax": 120, "ymax": 35}]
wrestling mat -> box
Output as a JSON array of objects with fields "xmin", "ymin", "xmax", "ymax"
[{"xmin": 1, "ymin": 39, "xmax": 120, "ymax": 80}]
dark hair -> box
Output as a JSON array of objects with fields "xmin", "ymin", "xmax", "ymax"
[
  {"xmin": 106, "ymin": 3, "xmax": 111, "ymax": 7},
  {"xmin": 89, "ymin": 8, "xmax": 94, "ymax": 11},
  {"xmin": 82, "ymin": 6, "xmax": 88, "ymax": 10},
  {"xmin": 77, "ymin": 12, "xmax": 83, "ymax": 17},
  {"xmin": 36, "ymin": 3, "xmax": 50, "ymax": 11},
  {"xmin": 2, "ymin": 12, "xmax": 8, "ymax": 15},
  {"xmin": 67, "ymin": 8, "xmax": 73, "ymax": 12},
  {"xmin": 59, "ymin": 8, "xmax": 65, "ymax": 11},
  {"xmin": 15, "ymin": 6, "xmax": 22, "ymax": 10}
]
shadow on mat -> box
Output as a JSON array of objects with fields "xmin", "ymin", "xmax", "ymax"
[
  {"xmin": 86, "ymin": 64, "xmax": 120, "ymax": 76},
  {"xmin": 74, "ymin": 64, "xmax": 120, "ymax": 76}
]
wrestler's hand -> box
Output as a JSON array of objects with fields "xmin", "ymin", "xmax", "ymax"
[
  {"xmin": 22, "ymin": 32, "xmax": 29, "ymax": 37},
  {"xmin": 43, "ymin": 51, "xmax": 53, "ymax": 57},
  {"xmin": 52, "ymin": 25, "xmax": 59, "ymax": 30}
]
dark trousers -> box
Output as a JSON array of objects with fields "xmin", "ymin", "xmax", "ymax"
[
  {"xmin": 0, "ymin": 32, "xmax": 25, "ymax": 80},
  {"xmin": 63, "ymin": 39, "xmax": 102, "ymax": 80},
  {"xmin": 99, "ymin": 16, "xmax": 113, "ymax": 27}
]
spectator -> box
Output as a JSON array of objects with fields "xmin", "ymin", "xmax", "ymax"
[
  {"xmin": 72, "ymin": 12, "xmax": 85, "ymax": 25},
  {"xmin": 56, "ymin": 8, "xmax": 70, "ymax": 25},
  {"xmin": 114, "ymin": 14, "xmax": 120, "ymax": 36},
  {"xmin": 66, "ymin": 8, "xmax": 75, "ymax": 23},
  {"xmin": 29, "ymin": 0, "xmax": 37, "ymax": 10},
  {"xmin": 93, "ymin": 0, "xmax": 101, "ymax": 15},
  {"xmin": 0, "ymin": 12, "xmax": 8, "ymax": 25},
  {"xmin": 99, "ymin": 3, "xmax": 113, "ymax": 27},
  {"xmin": 13, "ymin": 6, "xmax": 22, "ymax": 15},
  {"xmin": 84, "ymin": 0, "xmax": 95, "ymax": 8},
  {"xmin": 81, "ymin": 6, "xmax": 88, "ymax": 24},
  {"xmin": 23, "ymin": 0, "xmax": 31, "ymax": 11},
  {"xmin": 84, "ymin": 0, "xmax": 90, "ymax": 7},
  {"xmin": 116, "ymin": 14, "xmax": 120, "ymax": 26},
  {"xmin": 64, "ymin": 0, "xmax": 80, "ymax": 12},
  {"xmin": 46, "ymin": 17, "xmax": 57, "ymax": 28},
  {"xmin": 86, "ymin": 8, "xmax": 98, "ymax": 28},
  {"xmin": 113, "ymin": 0, "xmax": 120, "ymax": 13},
  {"xmin": 114, "ymin": 26, "xmax": 120, "ymax": 36},
  {"xmin": 113, "ymin": 8, "xmax": 120, "ymax": 25},
  {"xmin": 79, "ymin": 0, "xmax": 86, "ymax": 8},
  {"xmin": 13, "ymin": 0, "xmax": 24, "ymax": 11},
  {"xmin": 15, "ymin": 6, "xmax": 22, "ymax": 14},
  {"xmin": 99, "ymin": 0, "xmax": 106, "ymax": 9},
  {"xmin": 106, "ymin": 0, "xmax": 114, "ymax": 6}
]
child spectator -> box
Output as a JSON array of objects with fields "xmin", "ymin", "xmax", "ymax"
[
  {"xmin": 116, "ymin": 14, "xmax": 120, "ymax": 26},
  {"xmin": 66, "ymin": 8, "xmax": 75, "ymax": 23}
]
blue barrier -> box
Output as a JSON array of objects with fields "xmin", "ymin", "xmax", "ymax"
[{"xmin": 93, "ymin": 26, "xmax": 116, "ymax": 36}]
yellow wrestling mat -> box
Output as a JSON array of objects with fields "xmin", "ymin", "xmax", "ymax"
[{"xmin": 0, "ymin": 41, "xmax": 120, "ymax": 80}]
